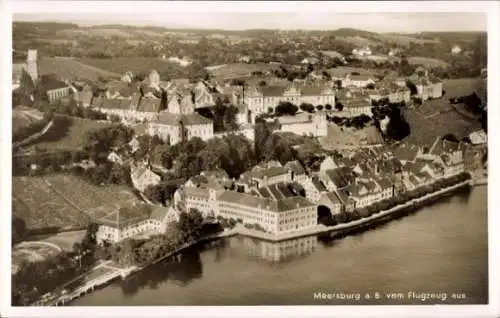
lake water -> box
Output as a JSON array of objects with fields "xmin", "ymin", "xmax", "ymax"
[{"xmin": 71, "ymin": 186, "xmax": 488, "ymax": 305}]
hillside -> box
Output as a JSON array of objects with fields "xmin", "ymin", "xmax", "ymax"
[{"xmin": 38, "ymin": 57, "xmax": 120, "ymax": 81}]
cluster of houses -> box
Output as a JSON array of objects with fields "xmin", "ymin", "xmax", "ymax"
[{"xmin": 94, "ymin": 133, "xmax": 472, "ymax": 244}]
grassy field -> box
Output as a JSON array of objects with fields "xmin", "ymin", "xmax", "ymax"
[
  {"xmin": 79, "ymin": 57, "xmax": 186, "ymax": 76},
  {"xmin": 28, "ymin": 230, "xmax": 87, "ymax": 251},
  {"xmin": 39, "ymin": 57, "xmax": 120, "ymax": 82},
  {"xmin": 12, "ymin": 243, "xmax": 62, "ymax": 273},
  {"xmin": 442, "ymin": 78, "xmax": 479, "ymax": 98},
  {"xmin": 376, "ymin": 34, "xmax": 439, "ymax": 47},
  {"xmin": 207, "ymin": 63, "xmax": 277, "ymax": 79},
  {"xmin": 24, "ymin": 115, "xmax": 114, "ymax": 152},
  {"xmin": 408, "ymin": 56, "xmax": 450, "ymax": 68},
  {"xmin": 13, "ymin": 107, "xmax": 45, "ymax": 136},
  {"xmin": 319, "ymin": 123, "xmax": 384, "ymax": 150},
  {"xmin": 337, "ymin": 36, "xmax": 379, "ymax": 47},
  {"xmin": 12, "ymin": 174, "xmax": 142, "ymax": 231}
]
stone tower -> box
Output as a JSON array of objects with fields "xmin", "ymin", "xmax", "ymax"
[{"xmin": 26, "ymin": 49, "xmax": 39, "ymax": 82}]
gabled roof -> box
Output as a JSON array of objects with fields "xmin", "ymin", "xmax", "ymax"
[
  {"xmin": 260, "ymin": 85, "xmax": 286, "ymax": 97},
  {"xmin": 137, "ymin": 98, "xmax": 162, "ymax": 113},
  {"xmin": 284, "ymin": 160, "xmax": 306, "ymax": 175},
  {"xmin": 39, "ymin": 74, "xmax": 68, "ymax": 91},
  {"xmin": 311, "ymin": 177, "xmax": 327, "ymax": 192},
  {"xmin": 323, "ymin": 191, "xmax": 342, "ymax": 205},
  {"xmin": 97, "ymin": 203, "xmax": 152, "ymax": 229},
  {"xmin": 218, "ymin": 191, "xmax": 314, "ymax": 213},
  {"xmin": 324, "ymin": 167, "xmax": 356, "ymax": 189}
]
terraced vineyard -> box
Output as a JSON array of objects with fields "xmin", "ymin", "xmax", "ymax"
[{"xmin": 12, "ymin": 174, "xmax": 142, "ymax": 231}]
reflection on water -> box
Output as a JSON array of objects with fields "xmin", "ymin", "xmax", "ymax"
[
  {"xmin": 238, "ymin": 235, "xmax": 318, "ymax": 264},
  {"xmin": 119, "ymin": 243, "xmax": 215, "ymax": 297},
  {"xmin": 71, "ymin": 187, "xmax": 487, "ymax": 306}
]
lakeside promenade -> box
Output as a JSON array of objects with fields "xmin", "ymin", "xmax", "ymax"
[{"xmin": 38, "ymin": 179, "xmax": 470, "ymax": 306}]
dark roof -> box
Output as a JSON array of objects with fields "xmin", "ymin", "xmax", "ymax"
[
  {"xmin": 257, "ymin": 187, "xmax": 272, "ymax": 198},
  {"xmin": 324, "ymin": 191, "xmax": 341, "ymax": 205},
  {"xmin": 324, "ymin": 167, "xmax": 356, "ymax": 189},
  {"xmin": 276, "ymin": 183, "xmax": 295, "ymax": 198},
  {"xmin": 137, "ymin": 98, "xmax": 162, "ymax": 113},
  {"xmin": 260, "ymin": 85, "xmax": 286, "ymax": 97},
  {"xmin": 149, "ymin": 206, "xmax": 170, "ymax": 221},
  {"xmin": 312, "ymin": 177, "xmax": 327, "ymax": 192},
  {"xmin": 218, "ymin": 191, "xmax": 314, "ymax": 213},
  {"xmin": 97, "ymin": 203, "xmax": 152, "ymax": 229},
  {"xmin": 284, "ymin": 160, "xmax": 306, "ymax": 175},
  {"xmin": 39, "ymin": 74, "xmax": 68, "ymax": 91},
  {"xmin": 180, "ymin": 113, "xmax": 212, "ymax": 126}
]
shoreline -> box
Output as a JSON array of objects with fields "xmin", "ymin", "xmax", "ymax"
[
  {"xmin": 44, "ymin": 179, "xmax": 471, "ymax": 306},
  {"xmin": 236, "ymin": 180, "xmax": 471, "ymax": 242}
]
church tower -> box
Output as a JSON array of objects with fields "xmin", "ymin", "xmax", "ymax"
[{"xmin": 26, "ymin": 49, "xmax": 39, "ymax": 82}]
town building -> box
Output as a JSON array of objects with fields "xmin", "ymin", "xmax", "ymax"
[
  {"xmin": 96, "ymin": 203, "xmax": 156, "ymax": 244},
  {"xmin": 243, "ymin": 84, "xmax": 335, "ymax": 122},
  {"xmin": 342, "ymin": 74, "xmax": 376, "ymax": 88},
  {"xmin": 318, "ymin": 191, "xmax": 343, "ymax": 215},
  {"xmin": 274, "ymin": 111, "xmax": 328, "ymax": 137},
  {"xmin": 237, "ymin": 165, "xmax": 292, "ymax": 192},
  {"xmin": 130, "ymin": 164, "xmax": 162, "ymax": 192},
  {"xmin": 218, "ymin": 192, "xmax": 317, "ymax": 234},
  {"xmin": 146, "ymin": 112, "xmax": 214, "ymax": 145},
  {"xmin": 352, "ymin": 46, "xmax": 372, "ymax": 56}
]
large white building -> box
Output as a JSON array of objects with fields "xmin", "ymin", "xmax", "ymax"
[
  {"xmin": 96, "ymin": 203, "xmax": 178, "ymax": 244},
  {"xmin": 243, "ymin": 84, "xmax": 335, "ymax": 122},
  {"xmin": 218, "ymin": 192, "xmax": 317, "ymax": 234},
  {"xmin": 271, "ymin": 111, "xmax": 328, "ymax": 137}
]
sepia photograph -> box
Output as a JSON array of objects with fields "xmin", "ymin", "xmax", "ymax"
[{"xmin": 2, "ymin": 1, "xmax": 498, "ymax": 317}]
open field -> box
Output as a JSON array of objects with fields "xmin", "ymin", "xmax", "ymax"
[
  {"xmin": 12, "ymin": 242, "xmax": 62, "ymax": 273},
  {"xmin": 27, "ymin": 230, "xmax": 87, "ymax": 252},
  {"xmin": 56, "ymin": 28, "xmax": 133, "ymax": 38},
  {"xmin": 12, "ymin": 174, "xmax": 142, "ymax": 232},
  {"xmin": 319, "ymin": 123, "xmax": 384, "ymax": 151},
  {"xmin": 79, "ymin": 57, "xmax": 185, "ymax": 76},
  {"xmin": 337, "ymin": 36, "xmax": 379, "ymax": 47},
  {"xmin": 13, "ymin": 107, "xmax": 45, "ymax": 135},
  {"xmin": 408, "ymin": 56, "xmax": 450, "ymax": 68},
  {"xmin": 207, "ymin": 63, "xmax": 277, "ymax": 79},
  {"xmin": 42, "ymin": 174, "xmax": 142, "ymax": 217},
  {"xmin": 24, "ymin": 116, "xmax": 114, "ymax": 152},
  {"xmin": 442, "ymin": 78, "xmax": 479, "ymax": 98},
  {"xmin": 376, "ymin": 34, "xmax": 439, "ymax": 46},
  {"xmin": 39, "ymin": 57, "xmax": 120, "ymax": 82}
]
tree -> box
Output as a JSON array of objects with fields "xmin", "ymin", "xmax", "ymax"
[
  {"xmin": 335, "ymin": 102, "xmax": 344, "ymax": 111},
  {"xmin": 325, "ymin": 104, "xmax": 332, "ymax": 111},
  {"xmin": 406, "ymin": 80, "xmax": 418, "ymax": 96},
  {"xmin": 443, "ymin": 134, "xmax": 459, "ymax": 143},
  {"xmin": 275, "ymin": 102, "xmax": 298, "ymax": 116},
  {"xmin": 258, "ymin": 80, "xmax": 267, "ymax": 87},
  {"xmin": 399, "ymin": 57, "xmax": 415, "ymax": 77},
  {"xmin": 12, "ymin": 216, "xmax": 26, "ymax": 245},
  {"xmin": 300, "ymin": 103, "xmax": 315, "ymax": 113},
  {"xmin": 316, "ymin": 105, "xmax": 324, "ymax": 111}
]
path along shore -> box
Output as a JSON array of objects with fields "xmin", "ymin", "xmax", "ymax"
[{"xmin": 40, "ymin": 180, "xmax": 471, "ymax": 306}]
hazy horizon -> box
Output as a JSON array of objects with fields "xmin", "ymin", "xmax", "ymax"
[{"xmin": 14, "ymin": 12, "xmax": 487, "ymax": 33}]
